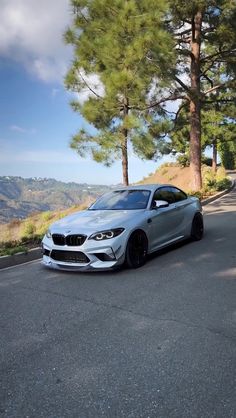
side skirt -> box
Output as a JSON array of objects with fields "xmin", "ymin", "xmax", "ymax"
[{"xmin": 148, "ymin": 235, "xmax": 185, "ymax": 254}]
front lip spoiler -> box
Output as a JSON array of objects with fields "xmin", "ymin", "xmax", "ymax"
[
  {"xmin": 41, "ymin": 261, "xmax": 120, "ymax": 272},
  {"xmin": 42, "ymin": 252, "xmax": 125, "ymax": 272}
]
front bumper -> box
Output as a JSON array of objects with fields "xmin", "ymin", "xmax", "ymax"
[{"xmin": 41, "ymin": 235, "xmax": 126, "ymax": 271}]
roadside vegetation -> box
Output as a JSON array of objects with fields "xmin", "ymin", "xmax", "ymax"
[
  {"xmin": 0, "ymin": 164, "xmax": 232, "ymax": 256},
  {"xmin": 0, "ymin": 202, "xmax": 90, "ymax": 256}
]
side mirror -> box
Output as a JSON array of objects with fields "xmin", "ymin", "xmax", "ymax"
[{"xmin": 152, "ymin": 200, "xmax": 169, "ymax": 209}]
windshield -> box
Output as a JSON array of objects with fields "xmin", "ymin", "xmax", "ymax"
[{"xmin": 89, "ymin": 190, "xmax": 151, "ymax": 210}]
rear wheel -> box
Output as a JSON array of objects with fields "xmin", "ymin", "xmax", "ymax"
[
  {"xmin": 191, "ymin": 213, "xmax": 204, "ymax": 241},
  {"xmin": 125, "ymin": 230, "xmax": 148, "ymax": 269}
]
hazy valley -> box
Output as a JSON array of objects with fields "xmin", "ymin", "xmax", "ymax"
[{"xmin": 0, "ymin": 176, "xmax": 111, "ymax": 224}]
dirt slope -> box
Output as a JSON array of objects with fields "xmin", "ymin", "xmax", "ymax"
[{"xmin": 141, "ymin": 165, "xmax": 193, "ymax": 191}]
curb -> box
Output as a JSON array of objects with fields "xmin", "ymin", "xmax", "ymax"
[
  {"xmin": 0, "ymin": 178, "xmax": 235, "ymax": 270},
  {"xmin": 0, "ymin": 247, "xmax": 41, "ymax": 270}
]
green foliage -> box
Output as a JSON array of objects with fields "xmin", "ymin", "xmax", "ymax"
[
  {"xmin": 216, "ymin": 167, "xmax": 227, "ymax": 181},
  {"xmin": 215, "ymin": 178, "xmax": 231, "ymax": 191},
  {"xmin": 22, "ymin": 222, "xmax": 36, "ymax": 238},
  {"xmin": 202, "ymin": 166, "xmax": 231, "ymax": 193},
  {"xmin": 0, "ymin": 245, "xmax": 27, "ymax": 257},
  {"xmin": 177, "ymin": 154, "xmax": 189, "ymax": 167},
  {"xmin": 41, "ymin": 211, "xmax": 53, "ymax": 222},
  {"xmin": 65, "ymin": 0, "xmax": 176, "ymax": 182},
  {"xmin": 168, "ymin": 103, "xmax": 236, "ymax": 169},
  {"xmin": 203, "ymin": 166, "xmax": 216, "ymax": 188},
  {"xmin": 219, "ymin": 140, "xmax": 236, "ymax": 170}
]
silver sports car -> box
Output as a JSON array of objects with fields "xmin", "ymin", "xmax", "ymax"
[{"xmin": 42, "ymin": 184, "xmax": 203, "ymax": 271}]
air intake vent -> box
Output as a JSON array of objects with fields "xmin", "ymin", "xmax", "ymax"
[{"xmin": 50, "ymin": 250, "xmax": 89, "ymax": 264}]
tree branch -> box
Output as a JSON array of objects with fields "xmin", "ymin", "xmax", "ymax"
[
  {"xmin": 203, "ymin": 99, "xmax": 236, "ymax": 104},
  {"xmin": 174, "ymin": 28, "xmax": 191, "ymax": 37},
  {"xmin": 132, "ymin": 94, "xmax": 189, "ymax": 111},
  {"xmin": 174, "ymin": 76, "xmax": 190, "ymax": 92},
  {"xmin": 201, "ymin": 74, "xmax": 213, "ymax": 88},
  {"xmin": 201, "ymin": 48, "xmax": 236, "ymax": 63},
  {"xmin": 174, "ymin": 102, "xmax": 188, "ymax": 123},
  {"xmin": 78, "ymin": 70, "xmax": 103, "ymax": 99},
  {"xmin": 203, "ymin": 81, "xmax": 234, "ymax": 95},
  {"xmin": 200, "ymin": 60, "xmax": 218, "ymax": 79}
]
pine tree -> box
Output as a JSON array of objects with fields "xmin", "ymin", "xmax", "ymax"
[
  {"xmin": 166, "ymin": 0, "xmax": 236, "ymax": 189},
  {"xmin": 64, "ymin": 0, "xmax": 175, "ymax": 185}
]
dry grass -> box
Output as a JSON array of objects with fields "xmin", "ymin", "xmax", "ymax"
[
  {"xmin": 141, "ymin": 164, "xmax": 195, "ymax": 190},
  {"xmin": 0, "ymin": 199, "xmax": 92, "ymax": 244}
]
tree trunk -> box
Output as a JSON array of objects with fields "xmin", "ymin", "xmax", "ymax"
[
  {"xmin": 189, "ymin": 10, "xmax": 203, "ymax": 191},
  {"xmin": 122, "ymin": 131, "xmax": 129, "ymax": 186},
  {"xmin": 212, "ymin": 139, "xmax": 217, "ymax": 173},
  {"xmin": 122, "ymin": 99, "xmax": 129, "ymax": 186}
]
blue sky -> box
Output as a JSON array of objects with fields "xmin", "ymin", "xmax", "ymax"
[{"xmin": 0, "ymin": 0, "xmax": 172, "ymax": 185}]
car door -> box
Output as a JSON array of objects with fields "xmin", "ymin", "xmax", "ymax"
[
  {"xmin": 148, "ymin": 187, "xmax": 181, "ymax": 251},
  {"xmin": 170, "ymin": 186, "xmax": 191, "ymax": 236}
]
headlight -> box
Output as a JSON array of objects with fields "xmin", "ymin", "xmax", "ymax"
[
  {"xmin": 89, "ymin": 228, "xmax": 124, "ymax": 241},
  {"xmin": 46, "ymin": 229, "xmax": 52, "ymax": 239}
]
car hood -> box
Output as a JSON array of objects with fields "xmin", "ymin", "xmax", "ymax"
[{"xmin": 50, "ymin": 209, "xmax": 146, "ymax": 234}]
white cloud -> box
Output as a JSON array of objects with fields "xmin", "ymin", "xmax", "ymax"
[
  {"xmin": 76, "ymin": 71, "xmax": 105, "ymax": 104},
  {"xmin": 0, "ymin": 0, "xmax": 72, "ymax": 83},
  {"xmin": 10, "ymin": 125, "xmax": 36, "ymax": 134}
]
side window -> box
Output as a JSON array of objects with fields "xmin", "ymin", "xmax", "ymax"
[
  {"xmin": 153, "ymin": 187, "xmax": 175, "ymax": 204},
  {"xmin": 170, "ymin": 187, "xmax": 187, "ymax": 202}
]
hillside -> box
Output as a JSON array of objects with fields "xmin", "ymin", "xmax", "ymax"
[
  {"xmin": 0, "ymin": 176, "xmax": 111, "ymax": 223},
  {"xmin": 141, "ymin": 165, "xmax": 193, "ymax": 190}
]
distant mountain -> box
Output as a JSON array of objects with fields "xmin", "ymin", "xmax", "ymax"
[{"xmin": 0, "ymin": 176, "xmax": 111, "ymax": 223}]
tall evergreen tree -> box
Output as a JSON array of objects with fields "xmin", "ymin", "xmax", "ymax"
[
  {"xmin": 64, "ymin": 0, "xmax": 175, "ymax": 185},
  {"xmin": 166, "ymin": 0, "xmax": 236, "ymax": 189}
]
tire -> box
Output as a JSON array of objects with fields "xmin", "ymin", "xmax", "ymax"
[
  {"xmin": 125, "ymin": 230, "xmax": 148, "ymax": 269},
  {"xmin": 191, "ymin": 213, "xmax": 204, "ymax": 241}
]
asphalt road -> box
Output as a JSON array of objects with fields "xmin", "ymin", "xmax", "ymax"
[{"xmin": 0, "ymin": 182, "xmax": 236, "ymax": 418}]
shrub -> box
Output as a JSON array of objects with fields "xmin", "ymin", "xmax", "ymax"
[
  {"xmin": 22, "ymin": 221, "xmax": 36, "ymax": 237},
  {"xmin": 177, "ymin": 154, "xmax": 189, "ymax": 167},
  {"xmin": 215, "ymin": 178, "xmax": 231, "ymax": 191},
  {"xmin": 216, "ymin": 167, "xmax": 227, "ymax": 181},
  {"xmin": 202, "ymin": 167, "xmax": 216, "ymax": 189},
  {"xmin": 41, "ymin": 211, "xmax": 53, "ymax": 222}
]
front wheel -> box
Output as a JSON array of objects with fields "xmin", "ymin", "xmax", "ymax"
[
  {"xmin": 191, "ymin": 213, "xmax": 204, "ymax": 241},
  {"xmin": 125, "ymin": 230, "xmax": 148, "ymax": 269}
]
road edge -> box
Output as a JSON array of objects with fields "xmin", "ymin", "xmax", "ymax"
[
  {"xmin": 0, "ymin": 247, "xmax": 42, "ymax": 270},
  {"xmin": 0, "ymin": 178, "xmax": 235, "ymax": 270}
]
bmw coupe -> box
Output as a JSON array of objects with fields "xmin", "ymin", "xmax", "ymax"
[{"xmin": 42, "ymin": 184, "xmax": 203, "ymax": 271}]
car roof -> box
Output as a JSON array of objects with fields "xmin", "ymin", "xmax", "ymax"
[{"xmin": 112, "ymin": 184, "xmax": 173, "ymax": 192}]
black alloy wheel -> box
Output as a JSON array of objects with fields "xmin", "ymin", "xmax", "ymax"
[
  {"xmin": 191, "ymin": 213, "xmax": 204, "ymax": 241},
  {"xmin": 126, "ymin": 230, "xmax": 148, "ymax": 269}
]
